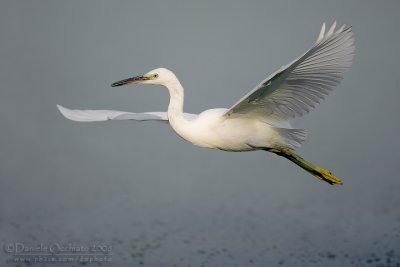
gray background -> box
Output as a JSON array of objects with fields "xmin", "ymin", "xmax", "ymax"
[{"xmin": 1, "ymin": 0, "xmax": 400, "ymax": 266}]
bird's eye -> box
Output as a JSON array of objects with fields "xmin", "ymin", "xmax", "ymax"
[{"xmin": 153, "ymin": 73, "xmax": 159, "ymax": 79}]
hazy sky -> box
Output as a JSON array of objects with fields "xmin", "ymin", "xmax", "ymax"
[{"xmin": 1, "ymin": 1, "xmax": 400, "ymax": 266}]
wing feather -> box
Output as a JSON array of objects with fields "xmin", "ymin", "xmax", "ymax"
[
  {"xmin": 57, "ymin": 104, "xmax": 168, "ymax": 122},
  {"xmin": 224, "ymin": 22, "xmax": 354, "ymax": 119}
]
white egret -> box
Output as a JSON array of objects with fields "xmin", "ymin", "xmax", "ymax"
[{"xmin": 58, "ymin": 22, "xmax": 354, "ymax": 185}]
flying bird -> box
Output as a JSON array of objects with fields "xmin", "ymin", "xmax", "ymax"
[{"xmin": 58, "ymin": 22, "xmax": 354, "ymax": 185}]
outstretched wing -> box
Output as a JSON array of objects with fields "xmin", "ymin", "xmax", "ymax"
[
  {"xmin": 224, "ymin": 22, "xmax": 354, "ymax": 120},
  {"xmin": 57, "ymin": 105, "xmax": 198, "ymax": 122},
  {"xmin": 57, "ymin": 104, "xmax": 168, "ymax": 122}
]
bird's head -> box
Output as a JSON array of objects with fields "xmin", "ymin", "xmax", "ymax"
[{"xmin": 111, "ymin": 68, "xmax": 176, "ymax": 87}]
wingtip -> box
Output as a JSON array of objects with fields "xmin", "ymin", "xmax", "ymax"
[
  {"xmin": 317, "ymin": 22, "xmax": 326, "ymax": 43},
  {"xmin": 326, "ymin": 21, "xmax": 337, "ymax": 37},
  {"xmin": 56, "ymin": 104, "xmax": 63, "ymax": 111},
  {"xmin": 57, "ymin": 104, "xmax": 64, "ymax": 113},
  {"xmin": 56, "ymin": 104, "xmax": 75, "ymax": 121},
  {"xmin": 316, "ymin": 21, "xmax": 352, "ymax": 43},
  {"xmin": 57, "ymin": 104, "xmax": 67, "ymax": 114}
]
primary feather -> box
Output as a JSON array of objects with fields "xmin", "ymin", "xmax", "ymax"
[
  {"xmin": 224, "ymin": 21, "xmax": 354, "ymax": 119},
  {"xmin": 57, "ymin": 105, "xmax": 168, "ymax": 122},
  {"xmin": 57, "ymin": 105, "xmax": 198, "ymax": 122}
]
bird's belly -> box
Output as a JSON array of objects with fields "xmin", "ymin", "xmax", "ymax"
[{"xmin": 186, "ymin": 118, "xmax": 282, "ymax": 152}]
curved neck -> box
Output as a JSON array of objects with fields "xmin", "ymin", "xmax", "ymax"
[
  {"xmin": 163, "ymin": 75, "xmax": 196, "ymax": 143},
  {"xmin": 165, "ymin": 78, "xmax": 185, "ymax": 124}
]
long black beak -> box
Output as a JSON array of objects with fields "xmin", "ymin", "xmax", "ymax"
[{"xmin": 111, "ymin": 75, "xmax": 150, "ymax": 87}]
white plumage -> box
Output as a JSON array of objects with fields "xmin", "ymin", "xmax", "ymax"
[
  {"xmin": 58, "ymin": 22, "xmax": 354, "ymax": 185},
  {"xmin": 225, "ymin": 22, "xmax": 354, "ymax": 119}
]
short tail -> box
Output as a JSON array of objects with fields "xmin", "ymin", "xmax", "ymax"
[{"xmin": 266, "ymin": 148, "xmax": 343, "ymax": 185}]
